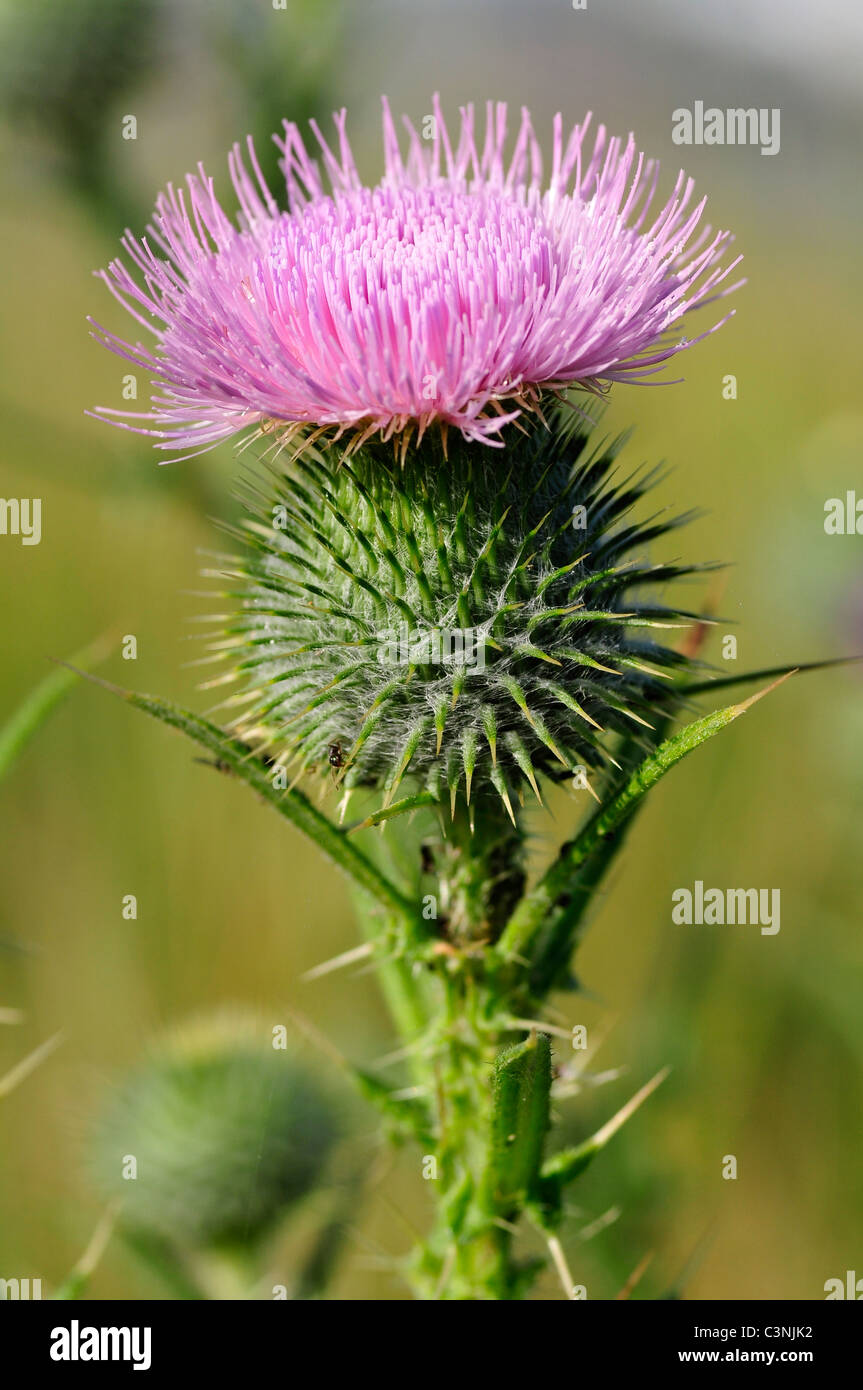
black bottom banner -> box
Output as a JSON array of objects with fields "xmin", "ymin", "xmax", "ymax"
[{"xmin": 2, "ymin": 1297, "xmax": 858, "ymax": 1375}]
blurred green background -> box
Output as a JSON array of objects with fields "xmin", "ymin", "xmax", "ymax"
[{"xmin": 1, "ymin": 0, "xmax": 861, "ymax": 1299}]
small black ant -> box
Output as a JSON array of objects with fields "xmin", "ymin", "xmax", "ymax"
[
  {"xmin": 194, "ymin": 756, "xmax": 233, "ymax": 776},
  {"xmin": 194, "ymin": 747, "xmax": 278, "ymax": 776}
]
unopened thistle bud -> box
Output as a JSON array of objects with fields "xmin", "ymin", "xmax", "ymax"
[
  {"xmin": 89, "ymin": 1011, "xmax": 338, "ymax": 1250},
  {"xmin": 206, "ymin": 409, "xmax": 701, "ymax": 823}
]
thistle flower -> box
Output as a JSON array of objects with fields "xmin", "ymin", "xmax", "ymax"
[
  {"xmin": 205, "ymin": 409, "xmax": 701, "ymax": 823},
  {"xmin": 89, "ymin": 1011, "xmax": 338, "ymax": 1250},
  {"xmin": 90, "ymin": 96, "xmax": 742, "ymax": 459}
]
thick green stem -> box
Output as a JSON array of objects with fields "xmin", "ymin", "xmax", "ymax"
[
  {"xmin": 408, "ymin": 969, "xmax": 517, "ymax": 1299},
  {"xmin": 435, "ymin": 799, "xmax": 526, "ymax": 945},
  {"xmin": 399, "ymin": 808, "xmax": 543, "ymax": 1300}
]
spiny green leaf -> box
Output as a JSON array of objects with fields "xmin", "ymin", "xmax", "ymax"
[
  {"xmin": 62, "ymin": 668, "xmax": 413, "ymax": 920},
  {"xmin": 497, "ymin": 673, "xmax": 795, "ymax": 965},
  {"xmin": 682, "ymin": 654, "xmax": 861, "ymax": 697}
]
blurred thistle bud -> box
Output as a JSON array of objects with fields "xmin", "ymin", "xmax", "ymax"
[{"xmin": 89, "ymin": 1010, "xmax": 338, "ymax": 1251}]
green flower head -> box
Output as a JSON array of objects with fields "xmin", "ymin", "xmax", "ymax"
[{"xmin": 206, "ymin": 407, "xmax": 703, "ymax": 820}]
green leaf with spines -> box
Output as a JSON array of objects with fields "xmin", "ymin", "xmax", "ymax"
[
  {"xmin": 496, "ymin": 673, "xmax": 794, "ymax": 969},
  {"xmin": 62, "ymin": 668, "xmax": 415, "ymax": 920}
]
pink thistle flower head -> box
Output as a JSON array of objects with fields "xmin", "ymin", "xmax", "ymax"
[{"xmin": 90, "ymin": 96, "xmax": 743, "ymax": 459}]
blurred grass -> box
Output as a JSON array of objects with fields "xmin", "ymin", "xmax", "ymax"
[{"xmin": 1, "ymin": 0, "xmax": 862, "ymax": 1300}]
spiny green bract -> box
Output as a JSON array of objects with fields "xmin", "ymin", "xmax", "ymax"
[
  {"xmin": 89, "ymin": 1011, "xmax": 337, "ymax": 1250},
  {"xmin": 204, "ymin": 407, "xmax": 702, "ymax": 818}
]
